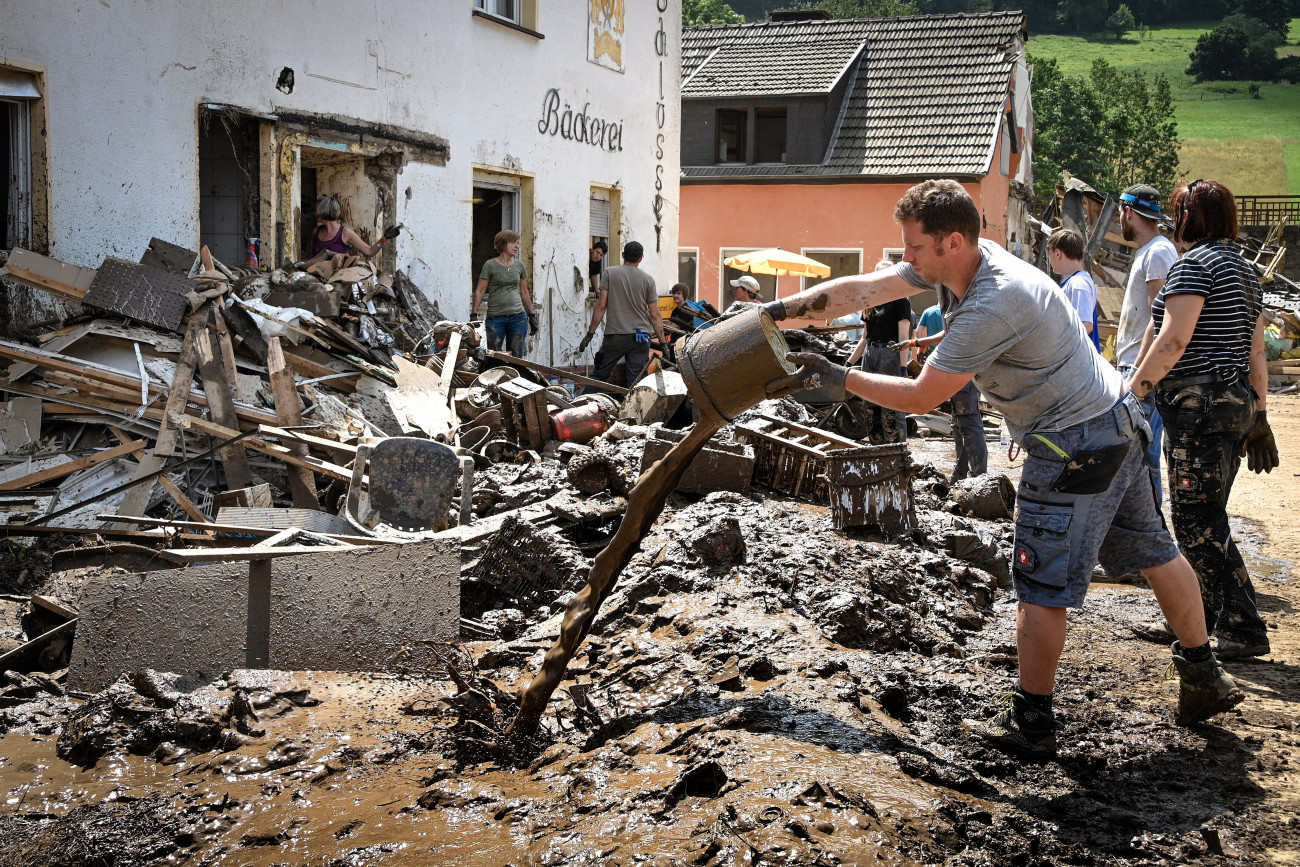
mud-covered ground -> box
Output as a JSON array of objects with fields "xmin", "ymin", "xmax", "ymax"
[{"xmin": 0, "ymin": 397, "xmax": 1297, "ymax": 866}]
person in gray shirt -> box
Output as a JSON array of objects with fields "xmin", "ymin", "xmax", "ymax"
[
  {"xmin": 760, "ymin": 179, "xmax": 1241, "ymax": 758},
  {"xmin": 578, "ymin": 241, "xmax": 669, "ymax": 388}
]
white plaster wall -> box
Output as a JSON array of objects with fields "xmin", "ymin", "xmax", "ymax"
[{"xmin": 0, "ymin": 1, "xmax": 682, "ymax": 366}]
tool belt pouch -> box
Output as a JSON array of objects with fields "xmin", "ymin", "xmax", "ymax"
[{"xmin": 1049, "ymin": 442, "xmax": 1129, "ymax": 496}]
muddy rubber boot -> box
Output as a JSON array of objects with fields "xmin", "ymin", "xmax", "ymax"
[
  {"xmin": 1170, "ymin": 641, "xmax": 1245, "ymax": 726},
  {"xmin": 1212, "ymin": 634, "xmax": 1271, "ymax": 660},
  {"xmin": 966, "ymin": 691, "xmax": 1056, "ymax": 758},
  {"xmin": 1130, "ymin": 619, "xmax": 1175, "ymax": 644}
]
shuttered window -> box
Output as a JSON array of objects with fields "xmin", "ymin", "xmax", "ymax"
[{"xmin": 589, "ymin": 193, "xmax": 611, "ymax": 240}]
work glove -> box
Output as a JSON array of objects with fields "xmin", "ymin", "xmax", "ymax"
[
  {"xmin": 527, "ymin": 312, "xmax": 540, "ymax": 333},
  {"xmin": 377, "ymin": 224, "xmax": 403, "ymax": 247},
  {"xmin": 906, "ymin": 358, "xmax": 924, "ymax": 378},
  {"xmin": 761, "ymin": 300, "xmax": 787, "ymax": 322},
  {"xmin": 765, "ymin": 351, "xmax": 849, "ymax": 398},
  {"xmin": 578, "ymin": 333, "xmax": 594, "ymax": 353},
  {"xmin": 886, "ymin": 338, "xmax": 914, "ymax": 354},
  {"xmin": 652, "ymin": 339, "xmax": 675, "ymax": 364},
  {"xmin": 1241, "ymin": 410, "xmax": 1280, "ymax": 473}
]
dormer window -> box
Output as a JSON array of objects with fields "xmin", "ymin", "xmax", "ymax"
[
  {"xmin": 716, "ymin": 109, "xmax": 746, "ymax": 163},
  {"xmin": 754, "ymin": 107, "xmax": 787, "ymax": 163}
]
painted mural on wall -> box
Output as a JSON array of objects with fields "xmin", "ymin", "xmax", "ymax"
[{"xmin": 589, "ymin": 0, "xmax": 626, "ymax": 72}]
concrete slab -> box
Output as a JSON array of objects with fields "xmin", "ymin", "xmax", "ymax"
[{"xmin": 68, "ymin": 538, "xmax": 459, "ymax": 692}]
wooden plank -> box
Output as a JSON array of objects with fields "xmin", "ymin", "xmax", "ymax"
[
  {"xmin": 194, "ymin": 308, "xmax": 253, "ymax": 489},
  {"xmin": 257, "ymin": 424, "xmax": 358, "ymax": 457},
  {"xmin": 211, "ymin": 307, "xmax": 243, "ymax": 402},
  {"xmin": 1, "ymin": 249, "xmax": 97, "ymax": 300},
  {"xmin": 282, "ymin": 347, "xmax": 360, "ymax": 390},
  {"xmin": 98, "ymin": 513, "xmax": 391, "ymax": 545},
  {"xmin": 156, "ymin": 474, "xmax": 212, "ymax": 523},
  {"xmin": 0, "ymin": 619, "xmax": 77, "ymax": 668},
  {"xmin": 162, "ymin": 544, "xmax": 357, "ymax": 563},
  {"xmin": 0, "ymin": 337, "xmax": 279, "ymax": 428},
  {"xmin": 115, "ymin": 312, "xmax": 205, "ymax": 520},
  {"xmin": 390, "ymin": 355, "xmax": 454, "ymax": 437},
  {"xmin": 181, "ymin": 415, "xmax": 355, "ymax": 482},
  {"xmin": 484, "ymin": 350, "xmax": 630, "ymax": 395},
  {"xmin": 31, "ymin": 594, "xmax": 78, "ymax": 619},
  {"xmin": 0, "ymin": 439, "xmax": 146, "ymax": 491},
  {"xmin": 8, "ymin": 323, "xmax": 93, "ymax": 382},
  {"xmin": 267, "ymin": 337, "xmax": 319, "ymax": 508}
]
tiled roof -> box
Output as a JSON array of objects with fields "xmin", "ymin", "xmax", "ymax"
[
  {"xmin": 682, "ymin": 37, "xmax": 865, "ymax": 98},
  {"xmin": 681, "ymin": 11, "xmax": 1026, "ymax": 179}
]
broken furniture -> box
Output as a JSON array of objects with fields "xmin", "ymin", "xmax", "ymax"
[
  {"xmin": 735, "ymin": 414, "xmax": 917, "ymax": 532},
  {"xmin": 345, "ymin": 437, "xmax": 472, "ymax": 537},
  {"xmin": 496, "ymin": 377, "xmax": 552, "ymax": 452},
  {"xmin": 639, "ymin": 427, "xmax": 754, "ymax": 495}
]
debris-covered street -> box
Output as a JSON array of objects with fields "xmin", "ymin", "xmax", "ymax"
[{"xmin": 0, "ymin": 389, "xmax": 1295, "ymax": 865}]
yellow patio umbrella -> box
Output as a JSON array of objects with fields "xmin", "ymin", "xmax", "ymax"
[{"xmin": 724, "ymin": 248, "xmax": 831, "ymax": 278}]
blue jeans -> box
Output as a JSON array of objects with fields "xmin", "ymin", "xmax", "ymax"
[
  {"xmin": 486, "ymin": 312, "xmax": 528, "ymax": 357},
  {"xmin": 950, "ymin": 381, "xmax": 987, "ymax": 481}
]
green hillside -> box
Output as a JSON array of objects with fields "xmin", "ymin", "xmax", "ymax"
[{"xmin": 1028, "ymin": 21, "xmax": 1300, "ymax": 195}]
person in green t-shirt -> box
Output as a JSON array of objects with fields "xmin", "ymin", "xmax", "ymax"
[{"xmin": 472, "ymin": 230, "xmax": 538, "ymax": 357}]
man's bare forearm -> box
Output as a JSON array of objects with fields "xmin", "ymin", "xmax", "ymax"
[{"xmin": 779, "ymin": 270, "xmax": 917, "ymax": 320}]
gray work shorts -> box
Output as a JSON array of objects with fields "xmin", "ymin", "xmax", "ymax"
[{"xmin": 1012, "ymin": 393, "xmax": 1181, "ymax": 609}]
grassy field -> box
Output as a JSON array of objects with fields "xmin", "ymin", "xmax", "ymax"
[{"xmin": 1028, "ymin": 21, "xmax": 1300, "ymax": 195}]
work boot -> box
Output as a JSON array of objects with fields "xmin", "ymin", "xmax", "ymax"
[
  {"xmin": 1170, "ymin": 641, "xmax": 1245, "ymax": 726},
  {"xmin": 967, "ymin": 691, "xmax": 1056, "ymax": 758},
  {"xmin": 1212, "ymin": 634, "xmax": 1271, "ymax": 660},
  {"xmin": 1130, "ymin": 619, "xmax": 1175, "ymax": 644}
]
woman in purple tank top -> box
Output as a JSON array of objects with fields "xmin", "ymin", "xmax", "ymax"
[{"xmin": 311, "ymin": 195, "xmax": 381, "ymax": 258}]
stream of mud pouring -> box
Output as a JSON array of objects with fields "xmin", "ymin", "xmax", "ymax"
[{"xmin": 506, "ymin": 418, "xmax": 722, "ymax": 736}]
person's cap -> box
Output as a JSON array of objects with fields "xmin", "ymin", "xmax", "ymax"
[
  {"xmin": 730, "ymin": 275, "xmax": 760, "ymax": 295},
  {"xmin": 1120, "ymin": 184, "xmax": 1163, "ymax": 221},
  {"xmin": 622, "ymin": 241, "xmax": 644, "ymax": 261}
]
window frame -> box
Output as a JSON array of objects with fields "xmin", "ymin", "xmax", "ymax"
[
  {"xmin": 720, "ymin": 247, "xmax": 777, "ymax": 305},
  {"xmin": 677, "ymin": 247, "xmax": 699, "ymax": 300},
  {"xmin": 715, "ymin": 109, "xmax": 747, "ymax": 164},
  {"xmin": 752, "ymin": 106, "xmax": 787, "ymax": 164},
  {"xmin": 471, "ymin": 0, "xmax": 542, "ymax": 39},
  {"xmin": 799, "ymin": 248, "xmax": 862, "ymax": 292}
]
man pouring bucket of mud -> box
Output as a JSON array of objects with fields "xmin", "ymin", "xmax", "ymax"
[{"xmin": 759, "ymin": 180, "xmax": 1244, "ymax": 758}]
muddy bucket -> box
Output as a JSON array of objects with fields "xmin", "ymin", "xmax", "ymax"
[{"xmin": 678, "ymin": 309, "xmax": 796, "ymax": 424}]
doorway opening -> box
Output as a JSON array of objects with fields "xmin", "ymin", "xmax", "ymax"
[
  {"xmin": 199, "ymin": 113, "xmax": 259, "ymax": 267},
  {"xmin": 470, "ymin": 180, "xmax": 519, "ymax": 297}
]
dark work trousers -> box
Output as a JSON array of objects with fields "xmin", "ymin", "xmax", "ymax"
[
  {"xmin": 592, "ymin": 332, "xmax": 650, "ymax": 390},
  {"xmin": 862, "ymin": 345, "xmax": 908, "ymax": 443},
  {"xmin": 1155, "ymin": 377, "xmax": 1268, "ymax": 644},
  {"xmin": 950, "ymin": 380, "xmax": 988, "ymax": 481}
]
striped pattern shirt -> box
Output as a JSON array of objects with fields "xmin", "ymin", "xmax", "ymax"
[{"xmin": 1152, "ymin": 239, "xmax": 1261, "ymax": 381}]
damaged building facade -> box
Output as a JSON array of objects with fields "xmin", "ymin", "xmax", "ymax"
[{"xmin": 0, "ymin": 1, "xmax": 682, "ymax": 364}]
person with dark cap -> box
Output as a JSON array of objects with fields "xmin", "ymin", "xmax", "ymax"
[
  {"xmin": 1116, "ymin": 184, "xmax": 1178, "ymax": 490},
  {"xmin": 578, "ymin": 241, "xmax": 669, "ymax": 388},
  {"xmin": 589, "ymin": 240, "xmax": 608, "ymax": 299}
]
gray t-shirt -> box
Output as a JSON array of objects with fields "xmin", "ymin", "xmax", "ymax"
[
  {"xmin": 899, "ymin": 239, "xmax": 1121, "ymax": 440},
  {"xmin": 1115, "ymin": 234, "xmax": 1177, "ymax": 367},
  {"xmin": 602, "ymin": 264, "xmax": 658, "ymax": 334}
]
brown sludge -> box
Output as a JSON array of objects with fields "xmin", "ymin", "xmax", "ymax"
[{"xmin": 509, "ymin": 310, "xmax": 793, "ymax": 736}]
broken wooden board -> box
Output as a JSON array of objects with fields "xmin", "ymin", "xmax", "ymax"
[
  {"xmin": 214, "ymin": 507, "xmax": 354, "ymax": 535},
  {"xmin": 387, "ymin": 355, "xmax": 455, "ymax": 438},
  {"xmin": 139, "ymin": 237, "xmax": 198, "ymax": 275},
  {"xmin": 215, "ymin": 484, "xmax": 273, "ymax": 510},
  {"xmin": 0, "ymin": 439, "xmax": 146, "ymax": 491},
  {"xmin": 0, "ymin": 397, "xmax": 42, "ymax": 454},
  {"xmin": 0, "ymin": 248, "xmax": 96, "ymax": 301},
  {"xmin": 83, "ymin": 257, "xmax": 191, "ymax": 333},
  {"xmin": 101, "ymin": 514, "xmax": 391, "ymax": 546}
]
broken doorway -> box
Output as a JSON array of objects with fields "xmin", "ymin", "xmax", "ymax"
[
  {"xmin": 470, "ymin": 179, "xmax": 519, "ymax": 301},
  {"xmin": 298, "ymin": 147, "xmax": 380, "ymax": 261},
  {"xmin": 198, "ymin": 113, "xmax": 259, "ymax": 268},
  {"xmin": 1, "ymin": 68, "xmax": 39, "ymax": 250}
]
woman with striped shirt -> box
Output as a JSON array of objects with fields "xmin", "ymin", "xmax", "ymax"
[{"xmin": 1128, "ymin": 179, "xmax": 1280, "ymax": 660}]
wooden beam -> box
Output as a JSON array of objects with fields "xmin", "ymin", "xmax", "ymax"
[
  {"xmin": 162, "ymin": 544, "xmax": 358, "ymax": 563},
  {"xmin": 267, "ymin": 336, "xmax": 319, "ymax": 508},
  {"xmin": 257, "ymin": 424, "xmax": 359, "ymax": 457},
  {"xmin": 98, "ymin": 513, "xmax": 391, "ymax": 545},
  {"xmin": 195, "ymin": 308, "xmax": 253, "ymax": 489},
  {"xmin": 0, "ymin": 439, "xmax": 146, "ymax": 491},
  {"xmin": 0, "ymin": 249, "xmax": 95, "ymax": 301},
  {"xmin": 484, "ymin": 350, "xmax": 629, "ymax": 395},
  {"xmin": 115, "ymin": 312, "xmax": 205, "ymax": 520},
  {"xmin": 182, "ymin": 415, "xmax": 355, "ymax": 482},
  {"xmin": 156, "ymin": 474, "xmax": 212, "ymax": 523}
]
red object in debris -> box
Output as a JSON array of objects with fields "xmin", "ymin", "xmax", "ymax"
[{"xmin": 552, "ymin": 402, "xmax": 611, "ymax": 444}]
